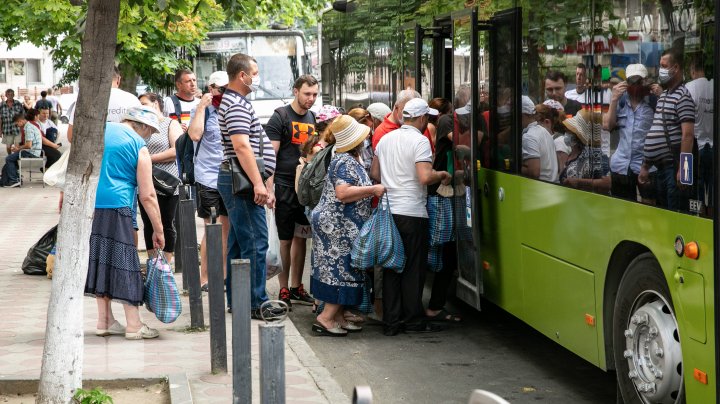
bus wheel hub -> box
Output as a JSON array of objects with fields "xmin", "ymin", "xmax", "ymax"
[{"xmin": 624, "ymin": 298, "xmax": 682, "ymax": 403}]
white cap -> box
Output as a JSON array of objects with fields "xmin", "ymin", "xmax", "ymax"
[
  {"xmin": 521, "ymin": 95, "xmax": 536, "ymax": 115},
  {"xmin": 122, "ymin": 106, "xmax": 160, "ymax": 133},
  {"xmin": 208, "ymin": 71, "xmax": 229, "ymax": 87},
  {"xmin": 625, "ymin": 64, "xmax": 648, "ymax": 79},
  {"xmin": 402, "ymin": 98, "xmax": 438, "ymax": 118},
  {"xmin": 366, "ymin": 102, "xmax": 391, "ymax": 120}
]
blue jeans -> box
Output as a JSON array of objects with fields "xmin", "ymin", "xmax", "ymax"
[
  {"xmin": 2, "ymin": 150, "xmax": 35, "ymax": 184},
  {"xmin": 217, "ymin": 169, "xmax": 269, "ymax": 310}
]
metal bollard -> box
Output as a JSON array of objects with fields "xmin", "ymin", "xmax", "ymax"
[
  {"xmin": 206, "ymin": 207, "xmax": 227, "ymax": 374},
  {"xmin": 175, "ymin": 185, "xmax": 186, "ymax": 285},
  {"xmin": 259, "ymin": 321, "xmax": 285, "ymax": 404},
  {"xmin": 231, "ymin": 259, "xmax": 252, "ymax": 404},
  {"xmin": 178, "ymin": 184, "xmax": 204, "ymax": 328},
  {"xmin": 353, "ymin": 386, "xmax": 373, "ymax": 404}
]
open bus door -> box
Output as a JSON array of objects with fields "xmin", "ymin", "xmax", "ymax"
[{"xmin": 449, "ymin": 7, "xmax": 521, "ymax": 310}]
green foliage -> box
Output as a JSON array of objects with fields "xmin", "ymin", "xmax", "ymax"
[
  {"xmin": 0, "ymin": 0, "xmax": 325, "ymax": 88},
  {"xmin": 73, "ymin": 387, "xmax": 114, "ymax": 404}
]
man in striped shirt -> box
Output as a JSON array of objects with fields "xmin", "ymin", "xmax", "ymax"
[
  {"xmin": 217, "ymin": 53, "xmax": 281, "ymax": 320},
  {"xmin": 638, "ymin": 48, "xmax": 696, "ymax": 211}
]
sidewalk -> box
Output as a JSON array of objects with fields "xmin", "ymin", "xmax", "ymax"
[{"xmin": 0, "ymin": 185, "xmax": 347, "ymax": 403}]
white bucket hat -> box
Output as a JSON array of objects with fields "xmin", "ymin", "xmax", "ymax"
[
  {"xmin": 122, "ymin": 106, "xmax": 160, "ymax": 133},
  {"xmin": 331, "ymin": 115, "xmax": 371, "ymax": 153}
]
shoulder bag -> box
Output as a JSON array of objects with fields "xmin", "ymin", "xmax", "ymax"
[
  {"xmin": 230, "ymin": 131, "xmax": 267, "ymax": 197},
  {"xmin": 152, "ymin": 166, "xmax": 182, "ymax": 196}
]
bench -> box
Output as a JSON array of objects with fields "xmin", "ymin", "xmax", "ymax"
[{"xmin": 18, "ymin": 150, "xmax": 45, "ymax": 187}]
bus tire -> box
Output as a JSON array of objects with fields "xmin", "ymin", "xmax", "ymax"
[{"xmin": 612, "ymin": 253, "xmax": 685, "ymax": 404}]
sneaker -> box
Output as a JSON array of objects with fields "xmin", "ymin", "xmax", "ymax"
[
  {"xmin": 279, "ymin": 287, "xmax": 292, "ymax": 310},
  {"xmin": 289, "ymin": 284, "xmax": 314, "ymax": 306},
  {"xmin": 251, "ymin": 305, "xmax": 286, "ymax": 321},
  {"xmin": 8, "ymin": 182, "xmax": 20, "ymax": 188}
]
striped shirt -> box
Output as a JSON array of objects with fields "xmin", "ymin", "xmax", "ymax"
[
  {"xmin": 643, "ymin": 85, "xmax": 695, "ymax": 164},
  {"xmin": 218, "ymin": 89, "xmax": 276, "ymax": 178}
]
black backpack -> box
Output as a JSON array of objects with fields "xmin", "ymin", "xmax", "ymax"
[
  {"xmin": 171, "ymin": 95, "xmax": 207, "ymax": 184},
  {"xmin": 297, "ymin": 145, "xmax": 334, "ymax": 209}
]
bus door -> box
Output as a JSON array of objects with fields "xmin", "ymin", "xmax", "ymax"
[
  {"xmin": 409, "ymin": 19, "xmax": 453, "ymax": 100},
  {"xmin": 450, "ymin": 7, "xmax": 521, "ymax": 310}
]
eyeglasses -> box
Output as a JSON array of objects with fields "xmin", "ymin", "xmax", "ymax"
[
  {"xmin": 355, "ymin": 113, "xmax": 370, "ymax": 123},
  {"xmin": 209, "ymin": 85, "xmax": 226, "ymax": 93},
  {"xmin": 627, "ymin": 76, "xmax": 644, "ymax": 85}
]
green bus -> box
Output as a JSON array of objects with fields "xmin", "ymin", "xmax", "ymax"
[{"xmin": 320, "ymin": 0, "xmax": 719, "ymax": 403}]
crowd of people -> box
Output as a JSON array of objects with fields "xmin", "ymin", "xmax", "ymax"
[{"xmin": 520, "ymin": 48, "xmax": 713, "ymax": 215}]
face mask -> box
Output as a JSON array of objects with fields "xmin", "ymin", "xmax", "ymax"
[
  {"xmin": 242, "ymin": 73, "xmax": 261, "ymax": 92},
  {"xmin": 212, "ymin": 94, "xmax": 223, "ymax": 108},
  {"xmin": 658, "ymin": 67, "xmax": 673, "ymax": 85},
  {"xmin": 627, "ymin": 85, "xmax": 647, "ymax": 99}
]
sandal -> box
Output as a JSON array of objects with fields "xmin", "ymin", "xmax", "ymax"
[
  {"xmin": 344, "ymin": 312, "xmax": 365, "ymax": 323},
  {"xmin": 96, "ymin": 321, "xmax": 126, "ymax": 337},
  {"xmin": 311, "ymin": 322, "xmax": 348, "ymax": 337},
  {"xmin": 125, "ymin": 324, "xmax": 160, "ymax": 340},
  {"xmin": 340, "ymin": 321, "xmax": 363, "ymax": 332},
  {"xmin": 427, "ymin": 309, "xmax": 462, "ymax": 323}
]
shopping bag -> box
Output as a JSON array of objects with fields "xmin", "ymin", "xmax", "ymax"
[
  {"xmin": 265, "ymin": 208, "xmax": 283, "ymax": 280},
  {"xmin": 427, "ymin": 195, "xmax": 454, "ymax": 246},
  {"xmin": 427, "ymin": 244, "xmax": 443, "ymax": 272},
  {"xmin": 351, "ymin": 195, "xmax": 405, "ymax": 272},
  {"xmin": 144, "ymin": 251, "xmax": 182, "ymax": 323},
  {"xmin": 43, "ymin": 147, "xmax": 70, "ymax": 189},
  {"xmin": 22, "ymin": 225, "xmax": 57, "ymax": 275}
]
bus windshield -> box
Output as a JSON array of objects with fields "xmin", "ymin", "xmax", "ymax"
[{"xmin": 195, "ymin": 33, "xmax": 303, "ymax": 101}]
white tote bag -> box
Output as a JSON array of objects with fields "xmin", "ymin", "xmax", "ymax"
[
  {"xmin": 265, "ymin": 207, "xmax": 283, "ymax": 280},
  {"xmin": 43, "ymin": 147, "xmax": 70, "ymax": 189}
]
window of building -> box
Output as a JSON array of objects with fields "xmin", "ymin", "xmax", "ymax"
[
  {"xmin": 0, "ymin": 60, "xmax": 6, "ymax": 83},
  {"xmin": 26, "ymin": 59, "xmax": 41, "ymax": 84}
]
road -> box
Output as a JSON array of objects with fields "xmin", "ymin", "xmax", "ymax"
[{"xmin": 288, "ymin": 273, "xmax": 617, "ymax": 403}]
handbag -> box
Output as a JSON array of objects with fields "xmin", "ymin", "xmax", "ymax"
[
  {"xmin": 152, "ymin": 166, "xmax": 181, "ymax": 196},
  {"xmin": 230, "ymin": 131, "xmax": 267, "ymax": 196},
  {"xmin": 43, "ymin": 147, "xmax": 70, "ymax": 189},
  {"xmin": 351, "ymin": 195, "xmax": 406, "ymax": 272},
  {"xmin": 144, "ymin": 251, "xmax": 182, "ymax": 323},
  {"xmin": 427, "ymin": 195, "xmax": 454, "ymax": 246}
]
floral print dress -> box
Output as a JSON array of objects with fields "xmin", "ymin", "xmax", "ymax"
[{"xmin": 310, "ymin": 152, "xmax": 373, "ymax": 305}]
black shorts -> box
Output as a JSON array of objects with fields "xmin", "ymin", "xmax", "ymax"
[
  {"xmin": 274, "ymin": 183, "xmax": 309, "ymax": 240},
  {"xmin": 196, "ymin": 182, "xmax": 228, "ymax": 219}
]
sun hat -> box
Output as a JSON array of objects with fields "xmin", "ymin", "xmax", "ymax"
[
  {"xmin": 521, "ymin": 95, "xmax": 536, "ymax": 115},
  {"xmin": 208, "ymin": 71, "xmax": 229, "ymax": 87},
  {"xmin": 625, "ymin": 64, "xmax": 648, "ymax": 79},
  {"xmin": 316, "ymin": 105, "xmax": 342, "ymax": 123},
  {"xmin": 402, "ymin": 98, "xmax": 439, "ymax": 118},
  {"xmin": 562, "ymin": 109, "xmax": 602, "ymax": 146},
  {"xmin": 367, "ymin": 102, "xmax": 392, "ymax": 120},
  {"xmin": 331, "ymin": 115, "xmax": 371, "ymax": 153},
  {"xmin": 122, "ymin": 106, "xmax": 160, "ymax": 133}
]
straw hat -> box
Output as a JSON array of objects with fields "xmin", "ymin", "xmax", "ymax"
[
  {"xmin": 330, "ymin": 115, "xmax": 370, "ymax": 153},
  {"xmin": 562, "ymin": 109, "xmax": 602, "ymax": 146}
]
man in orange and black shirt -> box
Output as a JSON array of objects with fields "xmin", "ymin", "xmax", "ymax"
[{"xmin": 266, "ymin": 75, "xmax": 318, "ymax": 308}]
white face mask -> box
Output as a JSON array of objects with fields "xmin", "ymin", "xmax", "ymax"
[
  {"xmin": 242, "ymin": 73, "xmax": 261, "ymax": 92},
  {"xmin": 658, "ymin": 67, "xmax": 673, "ymax": 85}
]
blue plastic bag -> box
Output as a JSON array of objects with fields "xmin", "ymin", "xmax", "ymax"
[
  {"xmin": 427, "ymin": 195, "xmax": 454, "ymax": 246},
  {"xmin": 144, "ymin": 251, "xmax": 182, "ymax": 323},
  {"xmin": 351, "ymin": 195, "xmax": 406, "ymax": 272}
]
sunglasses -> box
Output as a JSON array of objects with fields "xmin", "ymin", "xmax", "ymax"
[
  {"xmin": 355, "ymin": 113, "xmax": 370, "ymax": 123},
  {"xmin": 627, "ymin": 76, "xmax": 644, "ymax": 86},
  {"xmin": 209, "ymin": 85, "xmax": 226, "ymax": 93}
]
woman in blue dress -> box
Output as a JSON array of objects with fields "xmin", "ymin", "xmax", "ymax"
[{"xmin": 311, "ymin": 115, "xmax": 385, "ymax": 337}]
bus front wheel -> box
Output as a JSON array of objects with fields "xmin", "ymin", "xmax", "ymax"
[{"xmin": 612, "ymin": 253, "xmax": 685, "ymax": 404}]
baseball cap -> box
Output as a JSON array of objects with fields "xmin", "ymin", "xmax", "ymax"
[
  {"xmin": 122, "ymin": 106, "xmax": 160, "ymax": 133},
  {"xmin": 521, "ymin": 95, "xmax": 536, "ymax": 115},
  {"xmin": 208, "ymin": 71, "xmax": 229, "ymax": 87},
  {"xmin": 625, "ymin": 64, "xmax": 648, "ymax": 79},
  {"xmin": 402, "ymin": 98, "xmax": 438, "ymax": 118},
  {"xmin": 366, "ymin": 102, "xmax": 391, "ymax": 120}
]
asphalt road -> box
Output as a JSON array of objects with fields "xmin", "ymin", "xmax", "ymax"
[{"xmin": 288, "ymin": 273, "xmax": 618, "ymax": 404}]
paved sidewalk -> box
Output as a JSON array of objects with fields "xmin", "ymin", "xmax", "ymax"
[{"xmin": 0, "ymin": 185, "xmax": 347, "ymax": 403}]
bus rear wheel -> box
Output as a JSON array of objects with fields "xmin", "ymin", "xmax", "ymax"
[{"xmin": 612, "ymin": 253, "xmax": 684, "ymax": 404}]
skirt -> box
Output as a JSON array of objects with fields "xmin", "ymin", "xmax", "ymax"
[{"xmin": 84, "ymin": 207, "xmax": 143, "ymax": 306}]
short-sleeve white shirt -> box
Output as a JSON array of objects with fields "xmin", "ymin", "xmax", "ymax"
[
  {"xmin": 522, "ymin": 122, "xmax": 559, "ymax": 183},
  {"xmin": 685, "ymin": 77, "xmax": 714, "ymax": 148},
  {"xmin": 375, "ymin": 124, "xmax": 433, "ymax": 218},
  {"xmin": 69, "ymin": 88, "xmax": 142, "ymax": 124}
]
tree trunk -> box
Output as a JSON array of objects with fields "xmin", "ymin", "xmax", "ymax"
[
  {"xmin": 118, "ymin": 62, "xmax": 140, "ymax": 96},
  {"xmin": 36, "ymin": 1, "xmax": 120, "ymax": 403}
]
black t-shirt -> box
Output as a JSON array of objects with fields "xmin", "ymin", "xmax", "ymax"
[
  {"xmin": 265, "ymin": 105, "xmax": 316, "ymax": 187},
  {"xmin": 428, "ymin": 114, "xmax": 454, "ymax": 196},
  {"xmin": 563, "ymin": 98, "xmax": 582, "ymax": 116},
  {"xmin": 35, "ymin": 99, "xmax": 53, "ymax": 111}
]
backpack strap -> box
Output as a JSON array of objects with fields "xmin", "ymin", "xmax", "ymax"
[
  {"xmin": 170, "ymin": 94, "xmax": 183, "ymax": 122},
  {"xmin": 193, "ymin": 106, "xmax": 211, "ymax": 158}
]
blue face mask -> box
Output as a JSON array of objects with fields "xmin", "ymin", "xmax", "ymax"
[{"xmin": 658, "ymin": 67, "xmax": 673, "ymax": 85}]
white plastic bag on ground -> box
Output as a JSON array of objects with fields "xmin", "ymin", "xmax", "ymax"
[
  {"xmin": 43, "ymin": 147, "xmax": 70, "ymax": 189},
  {"xmin": 266, "ymin": 207, "xmax": 283, "ymax": 280}
]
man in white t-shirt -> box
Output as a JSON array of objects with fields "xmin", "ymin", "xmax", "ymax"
[
  {"xmin": 163, "ymin": 68, "xmax": 200, "ymax": 132},
  {"xmin": 67, "ymin": 66, "xmax": 142, "ymax": 142},
  {"xmin": 521, "ymin": 96, "xmax": 558, "ymax": 183},
  {"xmin": 371, "ymin": 98, "xmax": 451, "ymax": 336},
  {"xmin": 686, "ymin": 54, "xmax": 714, "ymax": 212}
]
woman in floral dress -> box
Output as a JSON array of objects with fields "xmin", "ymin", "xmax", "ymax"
[{"xmin": 310, "ymin": 115, "xmax": 385, "ymax": 336}]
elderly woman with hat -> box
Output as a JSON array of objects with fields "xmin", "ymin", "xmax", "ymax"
[
  {"xmin": 310, "ymin": 115, "xmax": 386, "ymax": 336},
  {"xmin": 84, "ymin": 106, "xmax": 166, "ymax": 340},
  {"xmin": 559, "ymin": 109, "xmax": 611, "ymax": 194}
]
